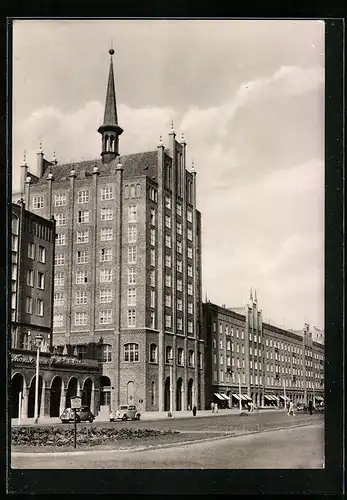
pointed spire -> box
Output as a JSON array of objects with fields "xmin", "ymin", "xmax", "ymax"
[
  {"xmin": 254, "ymin": 289, "xmax": 258, "ymax": 303},
  {"xmin": 98, "ymin": 48, "xmax": 123, "ymax": 163},
  {"xmin": 22, "ymin": 150, "xmax": 27, "ymax": 166},
  {"xmin": 191, "ymin": 159, "xmax": 196, "ymax": 173},
  {"xmin": 169, "ymin": 120, "xmax": 175, "ymax": 134},
  {"xmin": 250, "ymin": 287, "xmax": 253, "ymax": 302},
  {"xmin": 158, "ymin": 135, "xmax": 164, "ymax": 147}
]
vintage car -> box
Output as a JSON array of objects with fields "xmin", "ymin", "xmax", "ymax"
[
  {"xmin": 109, "ymin": 404, "xmax": 141, "ymax": 421},
  {"xmin": 60, "ymin": 406, "xmax": 95, "ymax": 423}
]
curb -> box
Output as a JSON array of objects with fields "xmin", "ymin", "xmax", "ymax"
[{"xmin": 11, "ymin": 421, "xmax": 321, "ymax": 458}]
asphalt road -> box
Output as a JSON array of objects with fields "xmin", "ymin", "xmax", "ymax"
[{"xmin": 11, "ymin": 422, "xmax": 324, "ymax": 469}]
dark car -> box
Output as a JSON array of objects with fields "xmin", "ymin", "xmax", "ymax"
[{"xmin": 60, "ymin": 406, "xmax": 95, "ymax": 423}]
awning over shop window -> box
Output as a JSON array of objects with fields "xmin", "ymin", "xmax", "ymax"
[
  {"xmin": 314, "ymin": 396, "xmax": 324, "ymax": 401},
  {"xmin": 269, "ymin": 395, "xmax": 277, "ymax": 401},
  {"xmin": 243, "ymin": 394, "xmax": 252, "ymax": 401},
  {"xmin": 214, "ymin": 393, "xmax": 225, "ymax": 401},
  {"xmin": 220, "ymin": 393, "xmax": 230, "ymax": 400},
  {"xmin": 232, "ymin": 393, "xmax": 242, "ymax": 401},
  {"xmin": 279, "ymin": 395, "xmax": 290, "ymax": 400},
  {"xmin": 265, "ymin": 395, "xmax": 275, "ymax": 401}
]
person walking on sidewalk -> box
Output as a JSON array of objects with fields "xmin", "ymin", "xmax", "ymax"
[
  {"xmin": 192, "ymin": 405, "xmax": 197, "ymax": 417},
  {"xmin": 215, "ymin": 403, "xmax": 219, "ymax": 413},
  {"xmin": 211, "ymin": 402, "xmax": 215, "ymax": 413},
  {"xmin": 287, "ymin": 400, "xmax": 295, "ymax": 416},
  {"xmin": 308, "ymin": 400, "xmax": 313, "ymax": 415}
]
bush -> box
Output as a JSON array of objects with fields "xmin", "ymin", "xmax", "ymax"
[{"xmin": 12, "ymin": 426, "xmax": 178, "ymax": 447}]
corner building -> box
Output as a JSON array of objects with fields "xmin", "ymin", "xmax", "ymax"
[{"xmin": 18, "ymin": 51, "xmax": 204, "ymax": 413}]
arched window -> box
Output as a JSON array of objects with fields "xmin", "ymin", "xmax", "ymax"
[
  {"xmin": 188, "ymin": 350, "xmax": 194, "ymax": 367},
  {"xmin": 102, "ymin": 344, "xmax": 112, "ymax": 363},
  {"xmin": 151, "ymin": 381, "xmax": 155, "ymax": 405},
  {"xmin": 165, "ymin": 345, "xmax": 173, "ymax": 363},
  {"xmin": 150, "ymin": 343, "xmax": 158, "ymax": 363},
  {"xmin": 130, "ymin": 184, "xmax": 136, "ymax": 198},
  {"xmin": 124, "ymin": 185, "xmax": 129, "ymax": 199},
  {"xmin": 124, "ymin": 343, "xmax": 139, "ymax": 362},
  {"xmin": 177, "ymin": 348, "xmax": 184, "ymax": 366},
  {"xmin": 136, "ymin": 184, "xmax": 141, "ymax": 198}
]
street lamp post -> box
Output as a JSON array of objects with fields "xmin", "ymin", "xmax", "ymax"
[
  {"xmin": 34, "ymin": 334, "xmax": 44, "ymax": 424},
  {"xmin": 238, "ymin": 373, "xmax": 242, "ymax": 414},
  {"xmin": 283, "ymin": 379, "xmax": 287, "ymax": 413},
  {"xmin": 169, "ymin": 358, "xmax": 173, "ymax": 417}
]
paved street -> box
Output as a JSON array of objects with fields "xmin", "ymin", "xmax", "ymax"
[{"xmin": 12, "ymin": 422, "xmax": 324, "ymax": 469}]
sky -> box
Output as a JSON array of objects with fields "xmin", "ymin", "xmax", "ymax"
[{"xmin": 12, "ymin": 19, "xmax": 325, "ymax": 330}]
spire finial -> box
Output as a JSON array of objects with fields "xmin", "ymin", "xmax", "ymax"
[
  {"xmin": 250, "ymin": 287, "xmax": 253, "ymax": 301},
  {"xmin": 158, "ymin": 135, "xmax": 164, "ymax": 147},
  {"xmin": 22, "ymin": 150, "xmax": 27, "ymax": 166},
  {"xmin": 191, "ymin": 159, "xmax": 196, "ymax": 173},
  {"xmin": 38, "ymin": 138, "xmax": 43, "ymax": 154},
  {"xmin": 52, "ymin": 150, "xmax": 58, "ymax": 165},
  {"xmin": 170, "ymin": 120, "xmax": 175, "ymax": 134},
  {"xmin": 254, "ymin": 289, "xmax": 258, "ymax": 303}
]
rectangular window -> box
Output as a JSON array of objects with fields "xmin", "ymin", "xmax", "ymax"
[
  {"xmin": 37, "ymin": 271, "xmax": 45, "ymax": 289},
  {"xmin": 127, "ymin": 288, "xmax": 136, "ymax": 306},
  {"xmin": 76, "ymin": 271, "xmax": 88, "ymax": 284},
  {"xmin": 128, "ymin": 309, "xmax": 136, "ymax": 327},
  {"xmin": 187, "ymin": 246, "xmax": 193, "ymax": 259},
  {"xmin": 165, "ymin": 274, "xmax": 172, "ymax": 288},
  {"xmin": 99, "ymin": 309, "xmax": 112, "ymax": 324},
  {"xmin": 187, "ymin": 283, "xmax": 193, "ymax": 295},
  {"xmin": 150, "ymin": 311, "xmax": 155, "ymax": 329},
  {"xmin": 177, "ymin": 241, "xmax": 182, "ymax": 254},
  {"xmin": 187, "ymin": 301, "xmax": 193, "ymax": 314},
  {"xmin": 165, "ymin": 196, "xmax": 171, "ymax": 209},
  {"xmin": 187, "ymin": 210, "xmax": 192, "ymax": 223},
  {"xmin": 177, "ymin": 298, "xmax": 183, "ymax": 311},
  {"xmin": 165, "ymin": 294, "xmax": 172, "ymax": 308},
  {"xmin": 26, "ymin": 296, "xmax": 33, "ymax": 314},
  {"xmin": 176, "ymin": 279, "xmax": 182, "ymax": 292},
  {"xmin": 55, "ymin": 193, "xmax": 67, "ymax": 206},
  {"xmin": 76, "ymin": 290, "xmax": 87, "ymax": 305},
  {"xmin": 77, "ymin": 230, "xmax": 89, "ymax": 243},
  {"xmin": 100, "ymin": 289, "xmax": 112, "ymax": 303},
  {"xmin": 100, "ymin": 228, "xmax": 113, "ymax": 241},
  {"xmin": 164, "ymin": 215, "xmax": 171, "ymax": 229},
  {"xmin": 76, "ymin": 250, "xmax": 88, "ymax": 264},
  {"xmin": 78, "ymin": 190, "xmax": 90, "ymax": 203},
  {"xmin": 36, "ymin": 298, "xmax": 44, "ymax": 316},
  {"xmin": 26, "ymin": 269, "xmax": 34, "ymax": 286},
  {"xmin": 28, "ymin": 242, "xmax": 35, "ymax": 259},
  {"xmin": 128, "ymin": 225, "xmax": 137, "ymax": 243},
  {"xmin": 150, "ymin": 290, "xmax": 156, "ymax": 308},
  {"xmin": 100, "ymin": 269, "xmax": 112, "ymax": 282},
  {"xmin": 78, "ymin": 210, "xmax": 90, "ymax": 223},
  {"xmin": 165, "ymin": 234, "xmax": 171, "ymax": 248},
  {"xmin": 177, "ymin": 317, "xmax": 183, "ymax": 330},
  {"xmin": 53, "ymin": 314, "xmax": 64, "ymax": 327},
  {"xmin": 101, "ymin": 207, "xmax": 113, "ymax": 221},
  {"xmin": 55, "ymin": 213, "xmax": 67, "ymax": 226},
  {"xmin": 187, "ymin": 264, "xmax": 193, "ymax": 277},
  {"xmin": 55, "ymin": 253, "xmax": 65, "ymax": 266},
  {"xmin": 226, "ymin": 339, "xmax": 231, "ymax": 351},
  {"xmin": 187, "ymin": 228, "xmax": 192, "ymax": 241},
  {"xmin": 128, "ymin": 205, "xmax": 137, "ymax": 223},
  {"xmin": 176, "ymin": 260, "xmax": 182, "ymax": 273},
  {"xmin": 150, "ymin": 208, "xmax": 156, "ymax": 225},
  {"xmin": 150, "ymin": 248, "xmax": 156, "ymax": 266},
  {"xmin": 176, "ymin": 222, "xmax": 182, "ymax": 235},
  {"xmin": 38, "ymin": 245, "xmax": 46, "ymax": 263},
  {"xmin": 150, "ymin": 228, "xmax": 156, "ymax": 246},
  {"xmin": 100, "ymin": 248, "xmax": 112, "ymax": 262},
  {"xmin": 54, "ymin": 272, "xmax": 64, "ymax": 287},
  {"xmin": 75, "ymin": 312, "xmax": 87, "ymax": 326},
  {"xmin": 56, "ymin": 233, "xmax": 66, "ymax": 246},
  {"xmin": 33, "ymin": 195, "xmax": 44, "ymax": 209},
  {"xmin": 188, "ymin": 321, "xmax": 193, "ymax": 334},
  {"xmin": 176, "ymin": 204, "xmax": 182, "ymax": 216},
  {"xmin": 128, "ymin": 246, "xmax": 137, "ymax": 264},
  {"xmin": 54, "ymin": 292, "xmax": 64, "ymax": 306},
  {"xmin": 241, "ymin": 330, "xmax": 244, "ymax": 340},
  {"xmin": 101, "ymin": 186, "xmax": 113, "ymax": 200},
  {"xmin": 128, "ymin": 267, "xmax": 136, "ymax": 285},
  {"xmin": 165, "ymin": 255, "xmax": 172, "ymax": 268},
  {"xmin": 165, "ymin": 314, "xmax": 172, "ymax": 328}
]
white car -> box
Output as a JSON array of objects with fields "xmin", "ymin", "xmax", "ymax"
[{"xmin": 110, "ymin": 404, "xmax": 141, "ymax": 421}]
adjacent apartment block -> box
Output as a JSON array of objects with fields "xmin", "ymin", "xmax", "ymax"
[
  {"xmin": 203, "ymin": 291, "xmax": 324, "ymax": 409},
  {"xmin": 14, "ymin": 49, "xmax": 205, "ymax": 413}
]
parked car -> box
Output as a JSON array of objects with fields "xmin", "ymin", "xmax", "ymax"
[
  {"xmin": 60, "ymin": 406, "xmax": 95, "ymax": 423},
  {"xmin": 110, "ymin": 405, "xmax": 141, "ymax": 421}
]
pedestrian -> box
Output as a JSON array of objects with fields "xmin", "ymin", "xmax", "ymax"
[
  {"xmin": 192, "ymin": 405, "xmax": 197, "ymax": 417},
  {"xmin": 215, "ymin": 403, "xmax": 218, "ymax": 413},
  {"xmin": 211, "ymin": 402, "xmax": 215, "ymax": 413},
  {"xmin": 308, "ymin": 400, "xmax": 313, "ymax": 415},
  {"xmin": 287, "ymin": 400, "xmax": 295, "ymax": 416}
]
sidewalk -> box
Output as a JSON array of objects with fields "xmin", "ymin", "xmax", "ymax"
[{"xmin": 11, "ymin": 407, "xmax": 282, "ymax": 426}]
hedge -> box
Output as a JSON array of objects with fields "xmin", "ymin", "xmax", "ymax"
[{"xmin": 12, "ymin": 426, "xmax": 179, "ymax": 447}]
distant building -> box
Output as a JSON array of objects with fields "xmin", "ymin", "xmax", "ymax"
[
  {"xmin": 203, "ymin": 290, "xmax": 324, "ymax": 408},
  {"xmin": 13, "ymin": 49, "xmax": 204, "ymax": 413},
  {"xmin": 11, "ymin": 201, "xmax": 100, "ymax": 420}
]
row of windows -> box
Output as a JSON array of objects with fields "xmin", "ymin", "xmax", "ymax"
[
  {"xmin": 55, "ymin": 269, "xmax": 113, "ymax": 286},
  {"xmin": 27, "ymin": 242, "xmax": 46, "ymax": 263},
  {"xmin": 150, "ymin": 245, "xmax": 194, "ymax": 266},
  {"xmin": 124, "ymin": 184, "xmax": 141, "ymax": 199},
  {"xmin": 213, "ymin": 324, "xmax": 245, "ymax": 339},
  {"xmin": 55, "ymin": 208, "xmax": 114, "ymax": 226},
  {"xmin": 54, "ymin": 309, "xmax": 114, "ymax": 326},
  {"xmin": 53, "ymin": 187, "xmax": 116, "ymax": 207},
  {"xmin": 25, "ymin": 297, "xmax": 44, "ymax": 316},
  {"xmin": 26, "ymin": 270, "xmax": 45, "ymax": 289}
]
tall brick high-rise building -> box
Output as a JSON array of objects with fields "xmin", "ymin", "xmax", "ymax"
[{"xmin": 15, "ymin": 49, "xmax": 205, "ymax": 413}]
